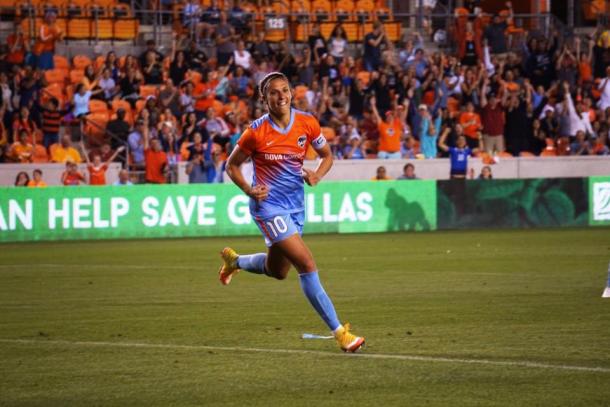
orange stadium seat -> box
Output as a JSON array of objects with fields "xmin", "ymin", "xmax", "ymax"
[
  {"xmin": 72, "ymin": 55, "xmax": 92, "ymax": 70},
  {"xmin": 111, "ymin": 99, "xmax": 134, "ymax": 125},
  {"xmin": 334, "ymin": 1, "xmax": 355, "ymax": 22},
  {"xmin": 312, "ymin": 0, "xmax": 332, "ymax": 22},
  {"xmin": 139, "ymin": 85, "xmax": 158, "ymax": 99},
  {"xmin": 42, "ymin": 83, "xmax": 65, "ymax": 105},
  {"xmin": 69, "ymin": 69, "xmax": 85, "ymax": 85},
  {"xmin": 67, "ymin": 18, "xmax": 91, "ymax": 39},
  {"xmin": 53, "ymin": 55, "xmax": 69, "ymax": 71},
  {"xmin": 89, "ymin": 100, "xmax": 109, "ymax": 115},
  {"xmin": 44, "ymin": 69, "xmax": 66, "ymax": 85},
  {"xmin": 135, "ymin": 99, "xmax": 146, "ymax": 113},
  {"xmin": 32, "ymin": 144, "xmax": 49, "ymax": 163},
  {"xmin": 84, "ymin": 112, "xmax": 110, "ymax": 141}
]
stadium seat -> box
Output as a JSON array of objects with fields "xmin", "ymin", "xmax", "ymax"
[
  {"xmin": 53, "ymin": 55, "xmax": 70, "ymax": 71},
  {"xmin": 139, "ymin": 85, "xmax": 158, "ymax": 100},
  {"xmin": 135, "ymin": 99, "xmax": 146, "ymax": 113},
  {"xmin": 111, "ymin": 99, "xmax": 134, "ymax": 125},
  {"xmin": 44, "ymin": 69, "xmax": 66, "ymax": 85},
  {"xmin": 42, "ymin": 83, "xmax": 65, "ymax": 105},
  {"xmin": 312, "ymin": 0, "xmax": 332, "ymax": 22},
  {"xmin": 69, "ymin": 69, "xmax": 85, "ymax": 85},
  {"xmin": 186, "ymin": 70, "xmax": 202, "ymax": 86},
  {"xmin": 84, "ymin": 112, "xmax": 110, "ymax": 144},
  {"xmin": 67, "ymin": 18, "xmax": 91, "ymax": 39},
  {"xmin": 89, "ymin": 100, "xmax": 109, "ymax": 115},
  {"xmin": 114, "ymin": 18, "xmax": 139, "ymax": 41},
  {"xmin": 72, "ymin": 55, "xmax": 92, "ymax": 71},
  {"xmin": 334, "ymin": 0, "xmax": 355, "ymax": 22},
  {"xmin": 32, "ymin": 144, "xmax": 49, "ymax": 163}
]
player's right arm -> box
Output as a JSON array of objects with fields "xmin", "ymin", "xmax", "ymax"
[{"xmin": 226, "ymin": 145, "xmax": 268, "ymax": 202}]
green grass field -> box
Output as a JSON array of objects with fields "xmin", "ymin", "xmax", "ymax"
[{"xmin": 1, "ymin": 229, "xmax": 610, "ymax": 406}]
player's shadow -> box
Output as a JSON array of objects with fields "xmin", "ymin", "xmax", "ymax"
[{"xmin": 384, "ymin": 188, "xmax": 431, "ymax": 231}]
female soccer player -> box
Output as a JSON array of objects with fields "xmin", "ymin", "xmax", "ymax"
[{"xmin": 219, "ymin": 72, "xmax": 365, "ymax": 353}]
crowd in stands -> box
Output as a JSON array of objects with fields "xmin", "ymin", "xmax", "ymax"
[{"xmin": 1, "ymin": 1, "xmax": 610, "ymax": 186}]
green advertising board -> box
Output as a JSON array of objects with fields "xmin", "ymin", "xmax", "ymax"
[
  {"xmin": 0, "ymin": 181, "xmax": 437, "ymax": 242},
  {"xmin": 589, "ymin": 176, "xmax": 610, "ymax": 226}
]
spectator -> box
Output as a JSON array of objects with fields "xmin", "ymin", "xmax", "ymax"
[
  {"xmin": 342, "ymin": 134, "xmax": 365, "ymax": 159},
  {"xmin": 478, "ymin": 165, "xmax": 493, "ymax": 179},
  {"xmin": 439, "ymin": 133, "xmax": 482, "ymax": 179},
  {"xmin": 51, "ymin": 134, "xmax": 82, "ymax": 163},
  {"xmin": 12, "ymin": 106, "xmax": 39, "ymax": 144},
  {"xmin": 233, "ymin": 40, "xmax": 253, "ymax": 71},
  {"xmin": 61, "ymin": 161, "xmax": 85, "ymax": 186},
  {"xmin": 598, "ymin": 67, "xmax": 610, "ymax": 111},
  {"xmin": 81, "ymin": 141, "xmax": 125, "ymax": 185},
  {"xmin": 215, "ymin": 12, "xmax": 238, "ymax": 66},
  {"xmin": 484, "ymin": 13, "xmax": 508, "ymax": 56},
  {"xmin": 199, "ymin": 107, "xmax": 230, "ymax": 146},
  {"xmin": 10, "ymin": 129, "xmax": 34, "ymax": 163},
  {"xmin": 397, "ymin": 163, "xmax": 418, "ymax": 180},
  {"xmin": 39, "ymin": 97, "xmax": 64, "ymax": 149},
  {"xmin": 106, "ymin": 108, "xmax": 131, "ymax": 151},
  {"xmin": 364, "ymin": 22, "xmax": 387, "ymax": 72},
  {"xmin": 371, "ymin": 166, "xmax": 391, "ymax": 181},
  {"xmin": 458, "ymin": 101, "xmax": 483, "ymax": 149},
  {"xmin": 328, "ymin": 24, "xmax": 348, "ymax": 66},
  {"xmin": 419, "ymin": 104, "xmax": 443, "ymax": 159},
  {"xmin": 73, "ymin": 84, "xmax": 102, "ymax": 118},
  {"xmin": 142, "ymin": 51, "xmax": 164, "ymax": 85},
  {"xmin": 139, "ymin": 40, "xmax": 164, "ymax": 70},
  {"xmin": 27, "ymin": 168, "xmax": 47, "ymax": 187},
  {"xmin": 142, "ymin": 124, "xmax": 168, "ymax": 184},
  {"xmin": 480, "ymin": 81, "xmax": 508, "ymax": 154},
  {"xmin": 113, "ymin": 169, "xmax": 133, "ymax": 186},
  {"xmin": 128, "ymin": 118, "xmax": 146, "ymax": 166},
  {"xmin": 119, "ymin": 68, "xmax": 142, "ymax": 108},
  {"xmin": 401, "ymin": 136, "xmax": 418, "ymax": 159},
  {"xmin": 14, "ymin": 171, "xmax": 29, "ymax": 186},
  {"xmin": 250, "ymin": 31, "xmax": 274, "ymax": 63},
  {"xmin": 570, "ymin": 130, "xmax": 590, "ymax": 156},
  {"xmin": 370, "ymin": 96, "xmax": 408, "ymax": 159},
  {"xmin": 7, "ymin": 23, "xmax": 28, "ymax": 68},
  {"xmin": 169, "ymin": 38, "xmax": 189, "ymax": 87},
  {"xmin": 308, "ymin": 24, "xmax": 327, "ymax": 64},
  {"xmin": 35, "ymin": 12, "xmax": 64, "ymax": 70},
  {"xmin": 98, "ymin": 68, "xmax": 118, "ymax": 101}
]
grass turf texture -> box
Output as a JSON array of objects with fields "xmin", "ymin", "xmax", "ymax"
[{"xmin": 1, "ymin": 229, "xmax": 610, "ymax": 406}]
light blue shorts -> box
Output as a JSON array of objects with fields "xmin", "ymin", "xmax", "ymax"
[{"xmin": 254, "ymin": 212, "xmax": 304, "ymax": 247}]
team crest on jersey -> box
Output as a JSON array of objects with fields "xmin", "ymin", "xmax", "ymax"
[{"xmin": 297, "ymin": 135, "xmax": 307, "ymax": 148}]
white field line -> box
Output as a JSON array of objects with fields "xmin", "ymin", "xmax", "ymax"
[{"xmin": 0, "ymin": 338, "xmax": 609, "ymax": 374}]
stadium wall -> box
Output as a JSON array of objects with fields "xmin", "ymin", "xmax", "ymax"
[
  {"xmin": 2, "ymin": 177, "xmax": 610, "ymax": 243},
  {"xmin": 178, "ymin": 156, "xmax": 610, "ymax": 183}
]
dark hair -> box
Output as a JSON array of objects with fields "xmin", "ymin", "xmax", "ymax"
[
  {"xmin": 33, "ymin": 169, "xmax": 42, "ymax": 176},
  {"xmin": 331, "ymin": 24, "xmax": 347, "ymax": 40},
  {"xmin": 14, "ymin": 171, "xmax": 30, "ymax": 186},
  {"xmin": 258, "ymin": 71, "xmax": 289, "ymax": 101},
  {"xmin": 404, "ymin": 163, "xmax": 415, "ymax": 171}
]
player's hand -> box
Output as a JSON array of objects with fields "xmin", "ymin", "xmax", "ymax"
[
  {"xmin": 302, "ymin": 168, "xmax": 320, "ymax": 186},
  {"xmin": 248, "ymin": 185, "xmax": 269, "ymax": 202}
]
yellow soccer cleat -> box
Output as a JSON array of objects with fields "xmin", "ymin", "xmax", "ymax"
[
  {"xmin": 334, "ymin": 323, "xmax": 365, "ymax": 353},
  {"xmin": 218, "ymin": 247, "xmax": 240, "ymax": 285}
]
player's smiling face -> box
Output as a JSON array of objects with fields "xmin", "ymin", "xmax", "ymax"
[{"xmin": 265, "ymin": 78, "xmax": 292, "ymax": 119}]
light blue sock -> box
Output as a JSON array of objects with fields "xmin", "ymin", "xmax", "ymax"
[
  {"xmin": 237, "ymin": 253, "xmax": 267, "ymax": 274},
  {"xmin": 299, "ymin": 271, "xmax": 341, "ymax": 331}
]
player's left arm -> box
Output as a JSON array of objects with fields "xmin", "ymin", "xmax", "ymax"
[{"xmin": 303, "ymin": 142, "xmax": 332, "ymax": 187}]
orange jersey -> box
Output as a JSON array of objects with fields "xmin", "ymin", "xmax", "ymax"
[
  {"xmin": 459, "ymin": 112, "xmax": 482, "ymax": 139},
  {"xmin": 378, "ymin": 118, "xmax": 403, "ymax": 153},
  {"xmin": 88, "ymin": 164, "xmax": 108, "ymax": 185},
  {"xmin": 237, "ymin": 109, "xmax": 324, "ymax": 218}
]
